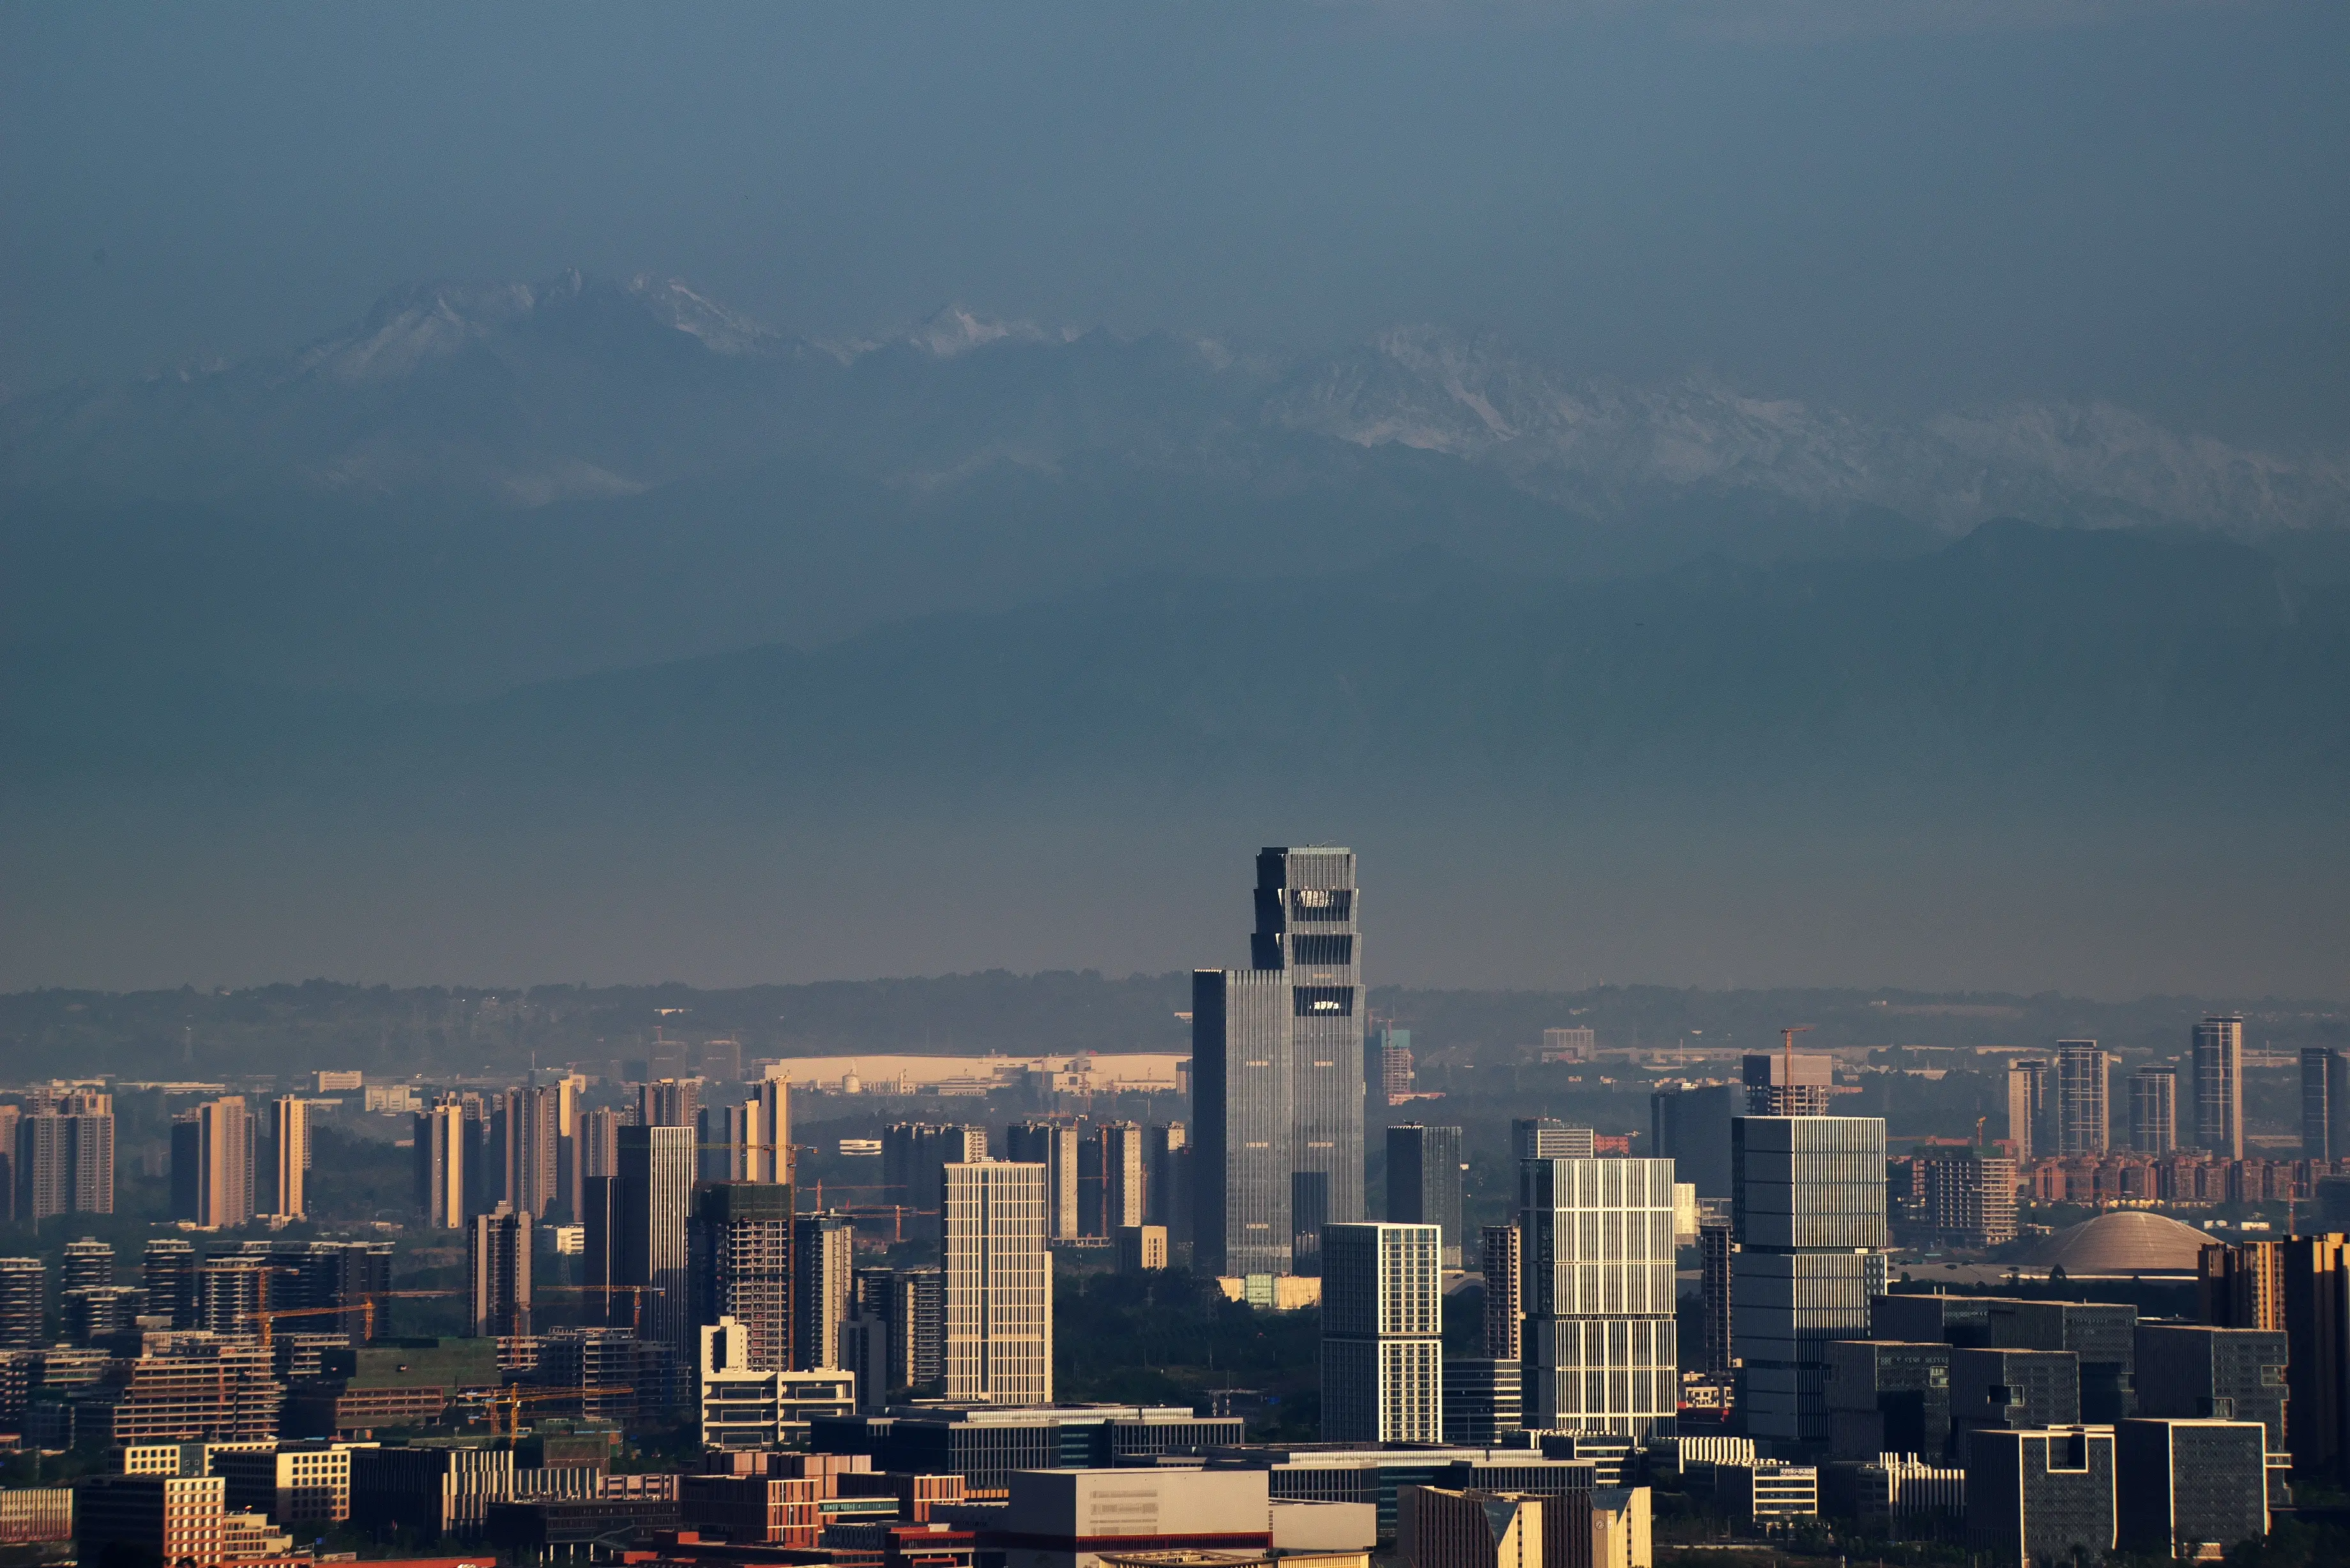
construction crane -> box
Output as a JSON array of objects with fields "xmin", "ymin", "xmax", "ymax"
[
  {"xmin": 485, "ymin": 1383, "xmax": 633, "ymax": 1440},
  {"xmin": 254, "ymin": 1300, "xmax": 374, "ymax": 1355},
  {"xmin": 536, "ymin": 1285, "xmax": 660, "ymax": 1333}
]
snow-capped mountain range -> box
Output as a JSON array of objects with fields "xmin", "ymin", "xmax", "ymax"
[{"xmin": 4, "ymin": 269, "xmax": 2343, "ymax": 533}]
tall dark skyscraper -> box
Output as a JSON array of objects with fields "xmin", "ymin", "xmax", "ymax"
[
  {"xmin": 1386, "ymin": 1124, "xmax": 1464, "ymax": 1267},
  {"xmin": 1194, "ymin": 847, "xmax": 1366, "ymax": 1276},
  {"xmin": 2303, "ymin": 1048, "xmax": 2350, "ymax": 1161}
]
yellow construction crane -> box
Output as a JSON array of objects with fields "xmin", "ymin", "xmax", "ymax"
[
  {"xmin": 485, "ymin": 1384, "xmax": 633, "ymax": 1440},
  {"xmin": 535, "ymin": 1285, "xmax": 660, "ymax": 1332},
  {"xmin": 254, "ymin": 1301, "xmax": 374, "ymax": 1355}
]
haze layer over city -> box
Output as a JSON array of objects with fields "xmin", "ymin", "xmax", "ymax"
[{"xmin": 2, "ymin": 5, "xmax": 2346, "ymax": 1568}]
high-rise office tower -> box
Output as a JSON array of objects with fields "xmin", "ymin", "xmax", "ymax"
[
  {"xmin": 1386, "ymin": 1124, "xmax": 1464, "ymax": 1267},
  {"xmin": 2195, "ymin": 1014, "xmax": 2245, "ymax": 1161},
  {"xmin": 0, "ymin": 1106, "xmax": 17, "ymax": 1216},
  {"xmin": 1192, "ymin": 847, "xmax": 1365, "ymax": 1277},
  {"xmin": 1698, "ymin": 1220, "xmax": 1734, "ymax": 1380},
  {"xmin": 1651, "ymin": 1085, "xmax": 1738, "ymax": 1200},
  {"xmin": 1741, "ymin": 1053, "xmax": 1834, "ymax": 1116},
  {"xmin": 616, "ymin": 1124, "xmax": 696, "ymax": 1375},
  {"xmin": 639, "ymin": 1078, "xmax": 704, "ymax": 1131},
  {"xmin": 175, "ymin": 1097, "xmax": 254, "ymax": 1229},
  {"xmin": 792, "ymin": 1212, "xmax": 854, "ymax": 1372},
  {"xmin": 469, "ymin": 1203, "xmax": 532, "ymax": 1336},
  {"xmin": 0, "ymin": 1259, "xmax": 43, "ymax": 1348},
  {"xmin": 1510, "ymin": 1119, "xmax": 1594, "ymax": 1161},
  {"xmin": 2302, "ymin": 1049, "xmax": 2350, "ymax": 1161},
  {"xmin": 2006, "ymin": 1060, "xmax": 2051, "ymax": 1163},
  {"xmin": 1319, "ymin": 1222, "xmax": 1443, "ymax": 1442},
  {"xmin": 690, "ymin": 1182, "xmax": 793, "ymax": 1372},
  {"xmin": 941, "ymin": 1161, "xmax": 1052, "ymax": 1405},
  {"xmin": 1732, "ymin": 1115, "xmax": 1889, "ymax": 1447},
  {"xmin": 17, "ymin": 1094, "xmax": 114, "ymax": 1221},
  {"xmin": 1521, "ymin": 1156, "xmax": 1679, "ymax": 1440},
  {"xmin": 2054, "ymin": 1041, "xmax": 2109, "ymax": 1156},
  {"xmin": 2132, "ymin": 1067, "xmax": 2179, "ymax": 1156},
  {"xmin": 142, "ymin": 1238, "xmax": 198, "ymax": 1328},
  {"xmin": 268, "ymin": 1096, "xmax": 308, "ymax": 1220},
  {"xmin": 1005, "ymin": 1122, "xmax": 1081, "ymax": 1240},
  {"xmin": 414, "ymin": 1097, "xmax": 468, "ymax": 1229},
  {"xmin": 1145, "ymin": 1123, "xmax": 1187, "ymax": 1232},
  {"xmin": 1481, "ymin": 1224, "xmax": 1520, "ymax": 1361}
]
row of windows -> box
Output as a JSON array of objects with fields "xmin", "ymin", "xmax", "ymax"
[{"xmin": 1288, "ymin": 889, "xmax": 1354, "ymax": 922}]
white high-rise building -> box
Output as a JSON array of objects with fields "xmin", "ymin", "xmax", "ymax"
[
  {"xmin": 1520, "ymin": 1157, "xmax": 1679, "ymax": 1441},
  {"xmin": 1319, "ymin": 1221, "xmax": 1442, "ymax": 1442},
  {"xmin": 1732, "ymin": 1115, "xmax": 1888, "ymax": 1447},
  {"xmin": 943, "ymin": 1160, "xmax": 1052, "ymax": 1404},
  {"xmin": 2054, "ymin": 1041, "xmax": 2109, "ymax": 1157}
]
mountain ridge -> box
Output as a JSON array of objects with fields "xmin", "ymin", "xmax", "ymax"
[{"xmin": 6, "ymin": 270, "xmax": 2344, "ymax": 532}]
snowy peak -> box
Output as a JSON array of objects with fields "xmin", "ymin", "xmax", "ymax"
[
  {"xmin": 1267, "ymin": 325, "xmax": 2349, "ymax": 531},
  {"xmin": 624, "ymin": 274, "xmax": 789, "ymax": 356}
]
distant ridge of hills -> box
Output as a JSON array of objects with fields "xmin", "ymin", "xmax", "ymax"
[
  {"xmin": 3, "ymin": 971, "xmax": 2337, "ymax": 1083},
  {"xmin": 7, "ymin": 270, "xmax": 2343, "ymax": 532}
]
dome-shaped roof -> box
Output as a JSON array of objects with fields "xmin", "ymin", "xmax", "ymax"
[{"xmin": 2032, "ymin": 1210, "xmax": 2211, "ymax": 1274}]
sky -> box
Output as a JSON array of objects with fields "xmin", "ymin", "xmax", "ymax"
[
  {"xmin": 4, "ymin": 0, "xmax": 2347, "ymax": 441},
  {"xmin": 4, "ymin": 1, "xmax": 2347, "ymax": 1000}
]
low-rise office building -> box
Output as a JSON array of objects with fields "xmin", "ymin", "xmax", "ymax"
[
  {"xmin": 1948, "ymin": 1348, "xmax": 2079, "ymax": 1461},
  {"xmin": 2114, "ymin": 1418, "xmax": 2268, "ymax": 1561},
  {"xmin": 350, "ymin": 1445, "xmax": 515, "ymax": 1541},
  {"xmin": 1713, "ymin": 1463, "xmax": 1816, "ymax": 1523},
  {"xmin": 1964, "ymin": 1427, "xmax": 2114, "ymax": 1568},
  {"xmin": 0, "ymin": 1487, "xmax": 72, "ymax": 1545},
  {"xmin": 814, "ymin": 1406, "xmax": 1243, "ymax": 1489},
  {"xmin": 1825, "ymin": 1340, "xmax": 1952, "ymax": 1463},
  {"xmin": 1439, "ymin": 1361, "xmax": 1521, "ymax": 1447},
  {"xmin": 213, "ymin": 1442, "xmax": 361, "ymax": 1527},
  {"xmin": 991, "ymin": 1468, "xmax": 1271, "ymax": 1568},
  {"xmin": 73, "ymin": 1473, "xmax": 294, "ymax": 1567}
]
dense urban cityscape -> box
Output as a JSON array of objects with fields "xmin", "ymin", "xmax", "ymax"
[{"xmin": 0, "ymin": 850, "xmax": 2335, "ymax": 1567}]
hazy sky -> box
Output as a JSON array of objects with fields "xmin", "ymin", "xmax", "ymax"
[{"xmin": 5, "ymin": 0, "xmax": 2346, "ymax": 440}]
